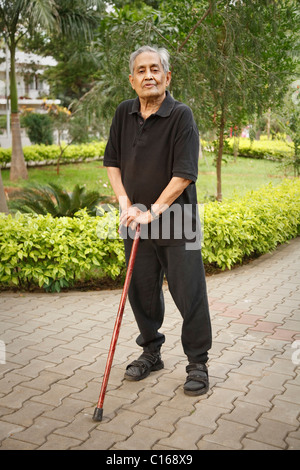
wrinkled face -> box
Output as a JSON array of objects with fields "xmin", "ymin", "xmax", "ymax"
[{"xmin": 129, "ymin": 51, "xmax": 171, "ymax": 100}]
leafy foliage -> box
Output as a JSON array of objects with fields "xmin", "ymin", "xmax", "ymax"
[
  {"xmin": 202, "ymin": 179, "xmax": 300, "ymax": 270},
  {"xmin": 0, "ymin": 209, "xmax": 125, "ymax": 292},
  {"xmin": 8, "ymin": 183, "xmax": 106, "ymax": 217},
  {"xmin": 224, "ymin": 137, "xmax": 294, "ymax": 161},
  {"xmin": 0, "ymin": 179, "xmax": 299, "ymax": 291},
  {"xmin": 21, "ymin": 112, "xmax": 54, "ymax": 145},
  {"xmin": 0, "ymin": 141, "xmax": 106, "ymax": 166}
]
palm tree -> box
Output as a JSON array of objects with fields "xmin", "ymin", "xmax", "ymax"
[{"xmin": 0, "ymin": 0, "xmax": 104, "ymax": 182}]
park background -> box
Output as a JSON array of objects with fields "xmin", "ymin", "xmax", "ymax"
[{"xmin": 0, "ymin": 0, "xmax": 299, "ymax": 292}]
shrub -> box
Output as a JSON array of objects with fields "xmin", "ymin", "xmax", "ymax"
[
  {"xmin": 202, "ymin": 179, "xmax": 300, "ymax": 269},
  {"xmin": 0, "ymin": 179, "xmax": 299, "ymax": 291},
  {"xmin": 225, "ymin": 137, "xmax": 294, "ymax": 160},
  {"xmin": 21, "ymin": 113, "xmax": 54, "ymax": 145},
  {"xmin": 0, "ymin": 209, "xmax": 125, "ymax": 292},
  {"xmin": 0, "ymin": 141, "xmax": 106, "ymax": 166},
  {"xmin": 8, "ymin": 183, "xmax": 107, "ymax": 217}
]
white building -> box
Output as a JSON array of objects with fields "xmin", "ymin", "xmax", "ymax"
[{"xmin": 0, "ymin": 48, "xmax": 60, "ymax": 148}]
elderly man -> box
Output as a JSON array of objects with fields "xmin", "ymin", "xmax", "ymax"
[{"xmin": 104, "ymin": 45, "xmax": 212, "ymax": 396}]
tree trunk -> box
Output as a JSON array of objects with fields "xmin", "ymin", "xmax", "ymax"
[
  {"xmin": 9, "ymin": 43, "xmax": 28, "ymax": 181},
  {"xmin": 233, "ymin": 130, "xmax": 240, "ymax": 162},
  {"xmin": 0, "ymin": 169, "xmax": 9, "ymax": 213},
  {"xmin": 10, "ymin": 113, "xmax": 28, "ymax": 180},
  {"xmin": 216, "ymin": 109, "xmax": 225, "ymax": 202},
  {"xmin": 266, "ymin": 108, "xmax": 271, "ymax": 140}
]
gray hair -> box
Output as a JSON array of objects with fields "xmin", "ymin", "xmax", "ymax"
[{"xmin": 129, "ymin": 45, "xmax": 170, "ymax": 75}]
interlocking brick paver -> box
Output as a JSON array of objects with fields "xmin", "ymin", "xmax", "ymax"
[
  {"xmin": 19, "ymin": 371, "xmax": 66, "ymax": 393},
  {"xmin": 0, "ymin": 237, "xmax": 299, "ymax": 450},
  {"xmin": 31, "ymin": 383, "xmax": 75, "ymax": 407},
  {"xmin": 239, "ymin": 384, "xmax": 277, "ymax": 408},
  {"xmin": 38, "ymin": 434, "xmax": 82, "ymax": 450},
  {"xmin": 206, "ymin": 360, "xmax": 238, "ymax": 380},
  {"xmin": 114, "ymin": 425, "xmax": 169, "ymax": 451},
  {"xmin": 43, "ymin": 397, "xmax": 91, "ymax": 422},
  {"xmin": 251, "ymin": 372, "xmax": 289, "ymax": 391},
  {"xmin": 7, "ymin": 416, "xmax": 66, "ymax": 446},
  {"xmin": 0, "ymin": 385, "xmax": 43, "ymax": 410},
  {"xmin": 123, "ymin": 390, "xmax": 169, "ymax": 416},
  {"xmin": 218, "ymin": 371, "xmax": 252, "ymax": 392},
  {"xmin": 139, "ymin": 404, "xmax": 189, "ymax": 433},
  {"xmin": 0, "ymin": 438, "xmax": 37, "ymax": 450},
  {"xmin": 197, "ymin": 387, "xmax": 244, "ymax": 410},
  {"xmin": 262, "ymin": 398, "xmax": 300, "ymax": 426},
  {"xmin": 247, "ymin": 348, "xmax": 277, "ymax": 364},
  {"xmin": 244, "ymin": 417, "xmax": 296, "ymax": 449},
  {"xmin": 232, "ymin": 359, "xmax": 269, "ymax": 378},
  {"xmin": 158, "ymin": 421, "xmax": 211, "ymax": 450},
  {"xmin": 97, "ymin": 409, "xmax": 149, "ymax": 436},
  {"xmin": 200, "ymin": 418, "xmax": 255, "ymax": 450},
  {"xmin": 72, "ymin": 428, "xmax": 125, "ymax": 450},
  {"xmin": 241, "ymin": 438, "xmax": 282, "ymax": 450},
  {"xmin": 180, "ymin": 403, "xmax": 228, "ymax": 430},
  {"xmin": 0, "ymin": 420, "xmax": 25, "ymax": 441},
  {"xmin": 276, "ymin": 383, "xmax": 300, "ymax": 405},
  {"xmin": 264, "ymin": 357, "xmax": 297, "ymax": 376},
  {"xmin": 269, "ymin": 329, "xmax": 298, "ymax": 341},
  {"xmin": 220, "ymin": 400, "xmax": 269, "ymax": 427}
]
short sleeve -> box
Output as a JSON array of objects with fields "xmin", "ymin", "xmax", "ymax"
[
  {"xmin": 172, "ymin": 108, "xmax": 199, "ymax": 182},
  {"xmin": 103, "ymin": 113, "xmax": 120, "ymax": 168}
]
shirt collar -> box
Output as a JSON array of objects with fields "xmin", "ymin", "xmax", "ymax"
[{"xmin": 129, "ymin": 90, "xmax": 175, "ymax": 117}]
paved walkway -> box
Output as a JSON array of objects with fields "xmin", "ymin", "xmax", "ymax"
[{"xmin": 0, "ymin": 238, "xmax": 299, "ymax": 451}]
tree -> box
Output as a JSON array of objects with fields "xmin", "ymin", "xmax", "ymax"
[
  {"xmin": 80, "ymin": 0, "xmax": 298, "ymax": 200},
  {"xmin": 0, "ymin": 0, "xmax": 104, "ymax": 181},
  {"xmin": 161, "ymin": 0, "xmax": 299, "ymax": 200},
  {"xmin": 22, "ymin": 27, "xmax": 101, "ymax": 109}
]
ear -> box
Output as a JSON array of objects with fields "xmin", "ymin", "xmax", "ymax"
[
  {"xmin": 165, "ymin": 71, "xmax": 171, "ymax": 87},
  {"xmin": 129, "ymin": 74, "xmax": 135, "ymax": 90}
]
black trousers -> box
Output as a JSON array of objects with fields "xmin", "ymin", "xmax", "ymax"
[{"xmin": 124, "ymin": 237, "xmax": 212, "ymax": 364}]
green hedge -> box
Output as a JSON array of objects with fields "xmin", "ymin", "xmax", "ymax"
[
  {"xmin": 0, "ymin": 209, "xmax": 125, "ymax": 292},
  {"xmin": 201, "ymin": 137, "xmax": 294, "ymax": 160},
  {"xmin": 226, "ymin": 137, "xmax": 294, "ymax": 160},
  {"xmin": 202, "ymin": 179, "xmax": 300, "ymax": 269},
  {"xmin": 0, "ymin": 141, "xmax": 106, "ymax": 166},
  {"xmin": 0, "ymin": 179, "xmax": 299, "ymax": 291}
]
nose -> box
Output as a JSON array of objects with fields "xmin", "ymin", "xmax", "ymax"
[{"xmin": 145, "ymin": 70, "xmax": 153, "ymax": 80}]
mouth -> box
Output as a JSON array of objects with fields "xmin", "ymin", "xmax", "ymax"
[{"xmin": 143, "ymin": 83, "xmax": 156, "ymax": 88}]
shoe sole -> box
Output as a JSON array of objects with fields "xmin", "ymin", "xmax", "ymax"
[
  {"xmin": 183, "ymin": 385, "xmax": 209, "ymax": 396},
  {"xmin": 124, "ymin": 361, "xmax": 164, "ymax": 381}
]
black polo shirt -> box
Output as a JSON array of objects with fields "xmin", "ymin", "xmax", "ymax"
[{"xmin": 104, "ymin": 91, "xmax": 201, "ymax": 246}]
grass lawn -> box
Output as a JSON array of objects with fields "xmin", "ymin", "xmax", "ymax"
[
  {"xmin": 197, "ymin": 153, "xmax": 292, "ymax": 201},
  {"xmin": 2, "ymin": 160, "xmax": 114, "ymax": 198},
  {"xmin": 2, "ymin": 153, "xmax": 293, "ymax": 203}
]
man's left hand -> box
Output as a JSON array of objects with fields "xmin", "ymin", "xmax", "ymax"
[{"xmin": 120, "ymin": 206, "xmax": 152, "ymax": 230}]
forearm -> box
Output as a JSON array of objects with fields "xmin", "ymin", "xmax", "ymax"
[
  {"xmin": 151, "ymin": 177, "xmax": 192, "ymax": 217},
  {"xmin": 120, "ymin": 176, "xmax": 192, "ymax": 227},
  {"xmin": 106, "ymin": 167, "xmax": 131, "ymax": 211}
]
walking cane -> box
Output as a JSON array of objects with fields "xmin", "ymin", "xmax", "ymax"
[{"xmin": 93, "ymin": 224, "xmax": 141, "ymax": 422}]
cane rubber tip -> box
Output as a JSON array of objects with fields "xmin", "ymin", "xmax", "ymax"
[{"xmin": 93, "ymin": 407, "xmax": 103, "ymax": 422}]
